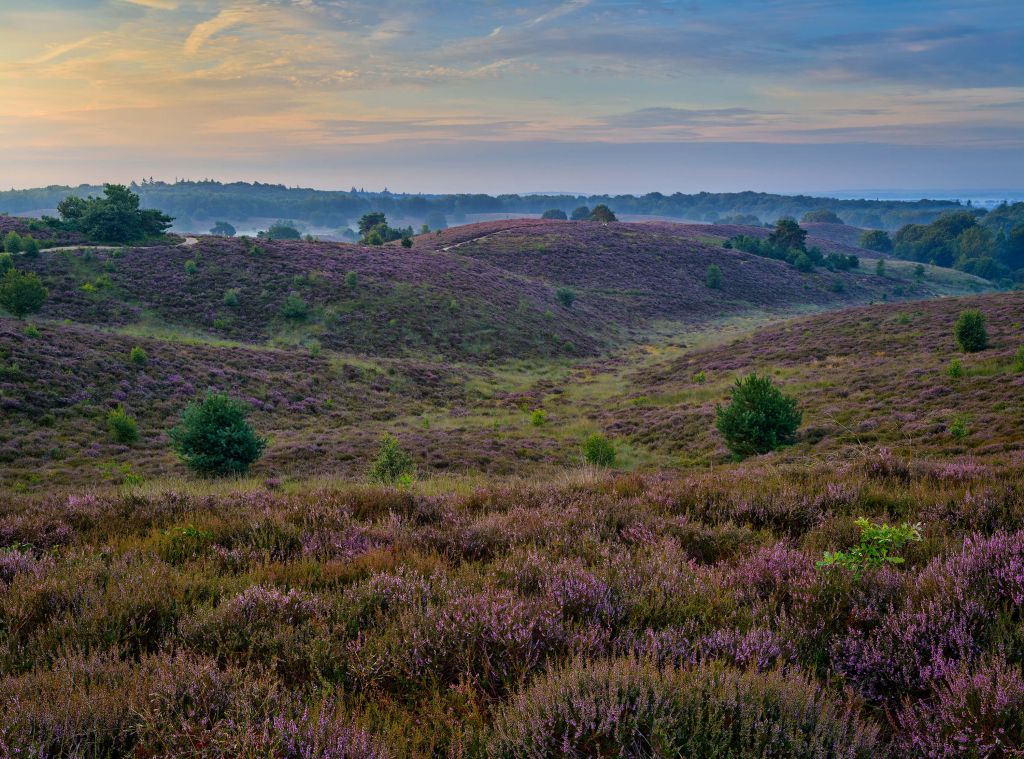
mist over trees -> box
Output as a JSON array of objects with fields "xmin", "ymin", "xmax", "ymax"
[{"xmin": 0, "ymin": 180, "xmax": 980, "ymax": 232}]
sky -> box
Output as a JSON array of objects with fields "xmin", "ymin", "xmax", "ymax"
[{"xmin": 1, "ymin": 0, "xmax": 1022, "ymax": 194}]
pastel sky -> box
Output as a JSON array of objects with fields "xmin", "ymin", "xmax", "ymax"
[{"xmin": 1, "ymin": 0, "xmax": 1022, "ymax": 193}]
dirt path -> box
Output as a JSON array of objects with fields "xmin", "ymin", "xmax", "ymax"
[
  {"xmin": 38, "ymin": 236, "xmax": 198, "ymax": 254},
  {"xmin": 440, "ymin": 230, "xmax": 504, "ymax": 252}
]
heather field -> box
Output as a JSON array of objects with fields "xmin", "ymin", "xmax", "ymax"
[{"xmin": 2, "ymin": 218, "xmax": 1023, "ymax": 757}]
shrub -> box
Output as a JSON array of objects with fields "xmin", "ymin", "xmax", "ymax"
[
  {"xmin": 1015, "ymin": 345, "xmax": 1024, "ymax": 372},
  {"xmin": 0, "ymin": 268, "xmax": 48, "ymax": 318},
  {"xmin": 555, "ymin": 287, "xmax": 576, "ymax": 309},
  {"xmin": 487, "ymin": 658, "xmax": 880, "ymax": 758},
  {"xmin": 582, "ymin": 433, "xmax": 616, "ymax": 467},
  {"xmin": 705, "ymin": 264, "xmax": 721, "ymax": 289},
  {"xmin": 570, "ymin": 206, "xmax": 591, "ymax": 221},
  {"xmin": 954, "ymin": 309, "xmax": 988, "ymax": 352},
  {"xmin": 210, "ymin": 221, "xmax": 236, "ymax": 236},
  {"xmin": 3, "ymin": 231, "xmax": 22, "ymax": 253},
  {"xmin": 400, "ymin": 235, "xmax": 413, "ymax": 248},
  {"xmin": 793, "ymin": 252, "xmax": 813, "ymax": 272},
  {"xmin": 345, "ymin": 271, "xmax": 358, "ymax": 289},
  {"xmin": 222, "ymin": 288, "xmax": 240, "ymax": 307},
  {"xmin": 129, "ymin": 346, "xmax": 147, "ymax": 366},
  {"xmin": 530, "ymin": 409, "xmax": 547, "ymax": 426},
  {"xmin": 858, "ymin": 229, "xmax": 892, "ymax": 253},
  {"xmin": 0, "ymin": 252, "xmax": 11, "ymax": 275},
  {"xmin": 874, "ymin": 258, "xmax": 886, "ymax": 277},
  {"xmin": 169, "ymin": 392, "xmax": 267, "ymax": 476},
  {"xmin": 830, "ymin": 278, "xmax": 845, "ymax": 293},
  {"xmin": 817, "ymin": 517, "xmax": 921, "ymax": 579},
  {"xmin": 715, "ymin": 373, "xmax": 802, "ymax": 457},
  {"xmin": 892, "ymin": 656, "xmax": 1024, "ymax": 757},
  {"xmin": 693, "ymin": 370, "xmax": 706, "ymax": 384},
  {"xmin": 183, "ymin": 259, "xmax": 198, "ymax": 275},
  {"xmin": 107, "ymin": 406, "xmax": 139, "ymax": 444},
  {"xmin": 947, "ymin": 357, "xmax": 963, "ymax": 378},
  {"xmin": 590, "ymin": 204, "xmax": 617, "ymax": 223},
  {"xmin": 368, "ymin": 433, "xmax": 414, "ymax": 485},
  {"xmin": 541, "ymin": 209, "xmax": 567, "ymax": 220},
  {"xmin": 949, "ymin": 415, "xmax": 970, "ymax": 440},
  {"xmin": 21, "ymin": 237, "xmax": 39, "ymax": 257},
  {"xmin": 280, "ymin": 292, "xmax": 308, "ymax": 320},
  {"xmin": 914, "ymin": 263, "xmax": 926, "ymax": 281}
]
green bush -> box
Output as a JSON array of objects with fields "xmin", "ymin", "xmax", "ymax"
[
  {"xmin": 344, "ymin": 271, "xmax": 358, "ymax": 289},
  {"xmin": 705, "ymin": 264, "xmax": 722, "ymax": 289},
  {"xmin": 792, "ymin": 252, "xmax": 813, "ymax": 272},
  {"xmin": 693, "ymin": 370, "xmax": 706, "ymax": 384},
  {"xmin": 368, "ymin": 434, "xmax": 414, "ymax": 485},
  {"xmin": 3, "ymin": 231, "xmax": 22, "ymax": 254},
  {"xmin": 169, "ymin": 392, "xmax": 267, "ymax": 477},
  {"xmin": 400, "ymin": 236, "xmax": 413, "ymax": 248},
  {"xmin": 0, "ymin": 268, "xmax": 48, "ymax": 318},
  {"xmin": 947, "ymin": 357, "xmax": 963, "ymax": 378},
  {"xmin": 1015, "ymin": 346, "xmax": 1024, "ymax": 372},
  {"xmin": 280, "ymin": 292, "xmax": 308, "ymax": 320},
  {"xmin": 530, "ymin": 409, "xmax": 547, "ymax": 426},
  {"xmin": 582, "ymin": 433, "xmax": 616, "ymax": 467},
  {"xmin": 950, "ymin": 415, "xmax": 970, "ymax": 440},
  {"xmin": 184, "ymin": 259, "xmax": 198, "ymax": 275},
  {"xmin": 129, "ymin": 346, "xmax": 147, "ymax": 366},
  {"xmin": 222, "ymin": 288, "xmax": 239, "ymax": 307},
  {"xmin": 107, "ymin": 406, "xmax": 139, "ymax": 444},
  {"xmin": 555, "ymin": 287, "xmax": 576, "ymax": 309},
  {"xmin": 21, "ymin": 237, "xmax": 39, "ymax": 257},
  {"xmin": 859, "ymin": 229, "xmax": 892, "ymax": 253},
  {"xmin": 830, "ymin": 278, "xmax": 845, "ymax": 293},
  {"xmin": 817, "ymin": 517, "xmax": 922, "ymax": 579},
  {"xmin": 874, "ymin": 258, "xmax": 886, "ymax": 277},
  {"xmin": 488, "ymin": 658, "xmax": 880, "ymax": 758},
  {"xmin": 715, "ymin": 373, "xmax": 802, "ymax": 457},
  {"xmin": 954, "ymin": 309, "xmax": 988, "ymax": 352}
]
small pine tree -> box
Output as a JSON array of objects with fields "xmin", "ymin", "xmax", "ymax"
[
  {"xmin": 954, "ymin": 310, "xmax": 988, "ymax": 353},
  {"xmin": 0, "ymin": 268, "xmax": 47, "ymax": 318},
  {"xmin": 345, "ymin": 271, "xmax": 358, "ymax": 289},
  {"xmin": 107, "ymin": 406, "xmax": 139, "ymax": 444},
  {"xmin": 3, "ymin": 231, "xmax": 21, "ymax": 254},
  {"xmin": 705, "ymin": 264, "xmax": 722, "ymax": 289},
  {"xmin": 368, "ymin": 433, "xmax": 414, "ymax": 484},
  {"xmin": 169, "ymin": 392, "xmax": 267, "ymax": 476},
  {"xmin": 21, "ymin": 237, "xmax": 39, "ymax": 257},
  {"xmin": 582, "ymin": 433, "xmax": 616, "ymax": 467},
  {"xmin": 401, "ymin": 236, "xmax": 413, "ymax": 248},
  {"xmin": 129, "ymin": 346, "xmax": 148, "ymax": 366},
  {"xmin": 280, "ymin": 292, "xmax": 308, "ymax": 320},
  {"xmin": 715, "ymin": 373, "xmax": 802, "ymax": 457},
  {"xmin": 875, "ymin": 259, "xmax": 886, "ymax": 277}
]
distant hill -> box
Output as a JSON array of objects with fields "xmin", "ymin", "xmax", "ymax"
[{"xmin": 8, "ymin": 219, "xmax": 987, "ymax": 364}]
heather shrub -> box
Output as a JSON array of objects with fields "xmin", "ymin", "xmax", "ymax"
[
  {"xmin": 892, "ymin": 656, "xmax": 1024, "ymax": 758},
  {"xmin": 0, "ymin": 268, "xmax": 48, "ymax": 318},
  {"xmin": 715, "ymin": 373, "xmax": 802, "ymax": 457},
  {"xmin": 169, "ymin": 391, "xmax": 267, "ymax": 476},
  {"xmin": 368, "ymin": 433, "xmax": 414, "ymax": 485},
  {"xmin": 555, "ymin": 286, "xmax": 576, "ymax": 308},
  {"xmin": 817, "ymin": 517, "xmax": 922, "ymax": 579},
  {"xmin": 705, "ymin": 263, "xmax": 722, "ymax": 289},
  {"xmin": 582, "ymin": 433, "xmax": 616, "ymax": 467},
  {"xmin": 487, "ymin": 658, "xmax": 880, "ymax": 758},
  {"xmin": 106, "ymin": 405, "xmax": 139, "ymax": 444},
  {"xmin": 955, "ymin": 309, "xmax": 988, "ymax": 352},
  {"xmin": 128, "ymin": 344, "xmax": 147, "ymax": 366},
  {"xmin": 179, "ymin": 586, "xmax": 329, "ymax": 684}
]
